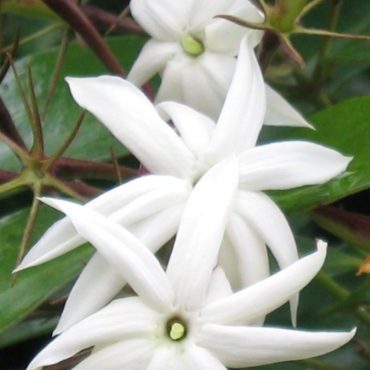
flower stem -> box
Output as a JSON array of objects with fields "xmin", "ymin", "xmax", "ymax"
[
  {"xmin": 42, "ymin": 0, "xmax": 125, "ymax": 75},
  {"xmin": 316, "ymin": 272, "xmax": 370, "ymax": 328},
  {"xmin": 43, "ymin": 28, "xmax": 71, "ymax": 118},
  {"xmin": 17, "ymin": 191, "xmax": 41, "ymax": 264},
  {"xmin": 0, "ymin": 23, "xmax": 63, "ymax": 54}
]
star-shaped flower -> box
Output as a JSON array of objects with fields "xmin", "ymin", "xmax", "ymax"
[
  {"xmin": 17, "ymin": 37, "xmax": 351, "ymax": 333},
  {"xmin": 27, "ymin": 161, "xmax": 355, "ymax": 370},
  {"xmin": 128, "ymin": 0, "xmax": 310, "ymax": 125}
]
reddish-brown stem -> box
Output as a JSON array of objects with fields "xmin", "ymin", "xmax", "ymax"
[
  {"xmin": 61, "ymin": 179, "xmax": 102, "ymax": 198},
  {"xmin": 81, "ymin": 4, "xmax": 144, "ymax": 35},
  {"xmin": 0, "ymin": 96, "xmax": 27, "ymax": 148},
  {"xmin": 0, "ymin": 170, "xmax": 18, "ymax": 184},
  {"xmin": 53, "ymin": 157, "xmax": 137, "ymax": 181},
  {"xmin": 42, "ymin": 0, "xmax": 125, "ymax": 76}
]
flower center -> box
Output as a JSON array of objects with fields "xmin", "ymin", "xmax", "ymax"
[
  {"xmin": 166, "ymin": 317, "xmax": 187, "ymax": 341},
  {"xmin": 180, "ymin": 34, "xmax": 205, "ymax": 57}
]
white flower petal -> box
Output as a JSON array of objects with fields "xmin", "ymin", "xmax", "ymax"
[
  {"xmin": 128, "ymin": 40, "xmax": 180, "ymax": 87},
  {"xmin": 167, "ymin": 158, "xmax": 239, "ymax": 310},
  {"xmin": 66, "ymin": 76, "xmax": 195, "ymax": 178},
  {"xmin": 205, "ymin": 0, "xmax": 264, "ymax": 55},
  {"xmin": 183, "ymin": 344, "xmax": 227, "ymax": 370},
  {"xmin": 198, "ymin": 324, "xmax": 356, "ymax": 368},
  {"xmin": 27, "ymin": 298, "xmax": 156, "ymax": 370},
  {"xmin": 146, "ymin": 346, "xmax": 178, "ymax": 370},
  {"xmin": 235, "ymin": 190, "xmax": 299, "ymax": 323},
  {"xmin": 41, "ymin": 198, "xmax": 174, "ymax": 311},
  {"xmin": 156, "ymin": 53, "xmax": 234, "ymax": 121},
  {"xmin": 208, "ymin": 36, "xmax": 266, "ymax": 161},
  {"xmin": 227, "ymin": 213, "xmax": 269, "ymax": 287},
  {"xmin": 56, "ymin": 204, "xmax": 185, "ymax": 333},
  {"xmin": 205, "ymin": 266, "xmax": 233, "ymax": 305},
  {"xmin": 147, "ymin": 344, "xmax": 226, "ymax": 370},
  {"xmin": 156, "ymin": 101, "xmax": 215, "ymax": 158},
  {"xmin": 188, "ymin": 0, "xmax": 235, "ymax": 32},
  {"xmin": 110, "ymin": 179, "xmax": 190, "ymax": 226},
  {"xmin": 72, "ymin": 339, "xmax": 154, "ymax": 370},
  {"xmin": 16, "ymin": 175, "xmax": 186, "ymax": 271},
  {"xmin": 238, "ymin": 141, "xmax": 352, "ymax": 190},
  {"xmin": 218, "ymin": 237, "xmax": 242, "ymax": 291},
  {"xmin": 14, "ymin": 217, "xmax": 82, "ymax": 271},
  {"xmin": 54, "ymin": 254, "xmax": 125, "ymax": 335},
  {"xmin": 130, "ymin": 0, "xmax": 189, "ymax": 40},
  {"xmin": 127, "ymin": 203, "xmax": 185, "ymax": 247},
  {"xmin": 265, "ymin": 84, "xmax": 313, "ymax": 128},
  {"xmin": 202, "ymin": 242, "xmax": 327, "ymax": 325}
]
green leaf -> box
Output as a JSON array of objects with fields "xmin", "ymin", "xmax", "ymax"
[
  {"xmin": 0, "ymin": 317, "xmax": 58, "ymax": 349},
  {"xmin": 0, "ymin": 35, "xmax": 146, "ymax": 171},
  {"xmin": 264, "ymin": 96, "xmax": 370, "ymax": 212},
  {"xmin": 0, "ymin": 206, "xmax": 92, "ymax": 334}
]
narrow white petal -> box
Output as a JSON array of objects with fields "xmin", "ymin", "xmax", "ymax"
[
  {"xmin": 183, "ymin": 344, "xmax": 227, "ymax": 370},
  {"xmin": 128, "ymin": 40, "xmax": 180, "ymax": 87},
  {"xmin": 265, "ymin": 84, "xmax": 313, "ymax": 128},
  {"xmin": 202, "ymin": 242, "xmax": 327, "ymax": 325},
  {"xmin": 226, "ymin": 214, "xmax": 270, "ymax": 287},
  {"xmin": 167, "ymin": 158, "xmax": 239, "ymax": 310},
  {"xmin": 156, "ymin": 101, "xmax": 215, "ymax": 158},
  {"xmin": 66, "ymin": 76, "xmax": 195, "ymax": 178},
  {"xmin": 155, "ymin": 55, "xmax": 187, "ymax": 104},
  {"xmin": 235, "ymin": 191, "xmax": 298, "ymax": 268},
  {"xmin": 218, "ymin": 237, "xmax": 242, "ymax": 291},
  {"xmin": 110, "ymin": 179, "xmax": 190, "ymax": 226},
  {"xmin": 238, "ymin": 141, "xmax": 352, "ymax": 190},
  {"xmin": 27, "ymin": 298, "xmax": 156, "ymax": 370},
  {"xmin": 41, "ymin": 198, "xmax": 174, "ymax": 311},
  {"xmin": 205, "ymin": 266, "xmax": 233, "ymax": 305},
  {"xmin": 54, "ymin": 254, "xmax": 125, "ymax": 335},
  {"xmin": 157, "ymin": 53, "xmax": 234, "ymax": 121},
  {"xmin": 128, "ymin": 203, "xmax": 185, "ymax": 248},
  {"xmin": 198, "ymin": 324, "xmax": 356, "ymax": 368},
  {"xmin": 14, "ymin": 218, "xmax": 83, "ymax": 271},
  {"xmin": 235, "ymin": 190, "xmax": 299, "ymax": 323},
  {"xmin": 187, "ymin": 0, "xmax": 233, "ymax": 32},
  {"xmin": 130, "ymin": 0, "xmax": 190, "ymax": 40},
  {"xmin": 208, "ymin": 36, "xmax": 266, "ymax": 160},
  {"xmin": 72, "ymin": 339, "xmax": 154, "ymax": 370},
  {"xmin": 56, "ymin": 204, "xmax": 185, "ymax": 333},
  {"xmin": 205, "ymin": 0, "xmax": 264, "ymax": 55},
  {"xmin": 16, "ymin": 175, "xmax": 186, "ymax": 270},
  {"xmin": 147, "ymin": 344, "xmax": 226, "ymax": 370}
]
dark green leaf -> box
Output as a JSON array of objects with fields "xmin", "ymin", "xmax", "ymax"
[
  {"xmin": 264, "ymin": 96, "xmax": 370, "ymax": 212},
  {"xmin": 0, "ymin": 206, "xmax": 92, "ymax": 334},
  {"xmin": 0, "ymin": 35, "xmax": 146, "ymax": 171}
]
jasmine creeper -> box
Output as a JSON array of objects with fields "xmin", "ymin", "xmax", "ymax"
[
  {"xmin": 128, "ymin": 0, "xmax": 310, "ymax": 126},
  {"xmin": 27, "ymin": 162, "xmax": 355, "ymax": 370},
  {"xmin": 17, "ymin": 37, "xmax": 352, "ymax": 333}
]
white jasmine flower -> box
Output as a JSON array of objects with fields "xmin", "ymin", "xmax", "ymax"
[
  {"xmin": 27, "ymin": 162, "xmax": 355, "ymax": 370},
  {"xmin": 17, "ymin": 37, "xmax": 352, "ymax": 333},
  {"xmin": 128, "ymin": 0, "xmax": 309, "ymax": 125}
]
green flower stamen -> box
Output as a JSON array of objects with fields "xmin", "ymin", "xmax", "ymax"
[
  {"xmin": 167, "ymin": 318, "xmax": 187, "ymax": 341},
  {"xmin": 180, "ymin": 34, "xmax": 205, "ymax": 57}
]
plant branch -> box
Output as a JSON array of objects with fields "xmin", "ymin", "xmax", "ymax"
[
  {"xmin": 53, "ymin": 157, "xmax": 136, "ymax": 181},
  {"xmin": 80, "ymin": 4, "xmax": 144, "ymax": 35},
  {"xmin": 28, "ymin": 67, "xmax": 45, "ymax": 157},
  {"xmin": 17, "ymin": 191, "xmax": 41, "ymax": 264},
  {"xmin": 46, "ymin": 111, "xmax": 86, "ymax": 170},
  {"xmin": 0, "ymin": 170, "xmax": 18, "ymax": 184},
  {"xmin": 42, "ymin": 0, "xmax": 125, "ymax": 75},
  {"xmin": 43, "ymin": 29, "xmax": 71, "ymax": 118},
  {"xmin": 0, "ymin": 96, "xmax": 26, "ymax": 149}
]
